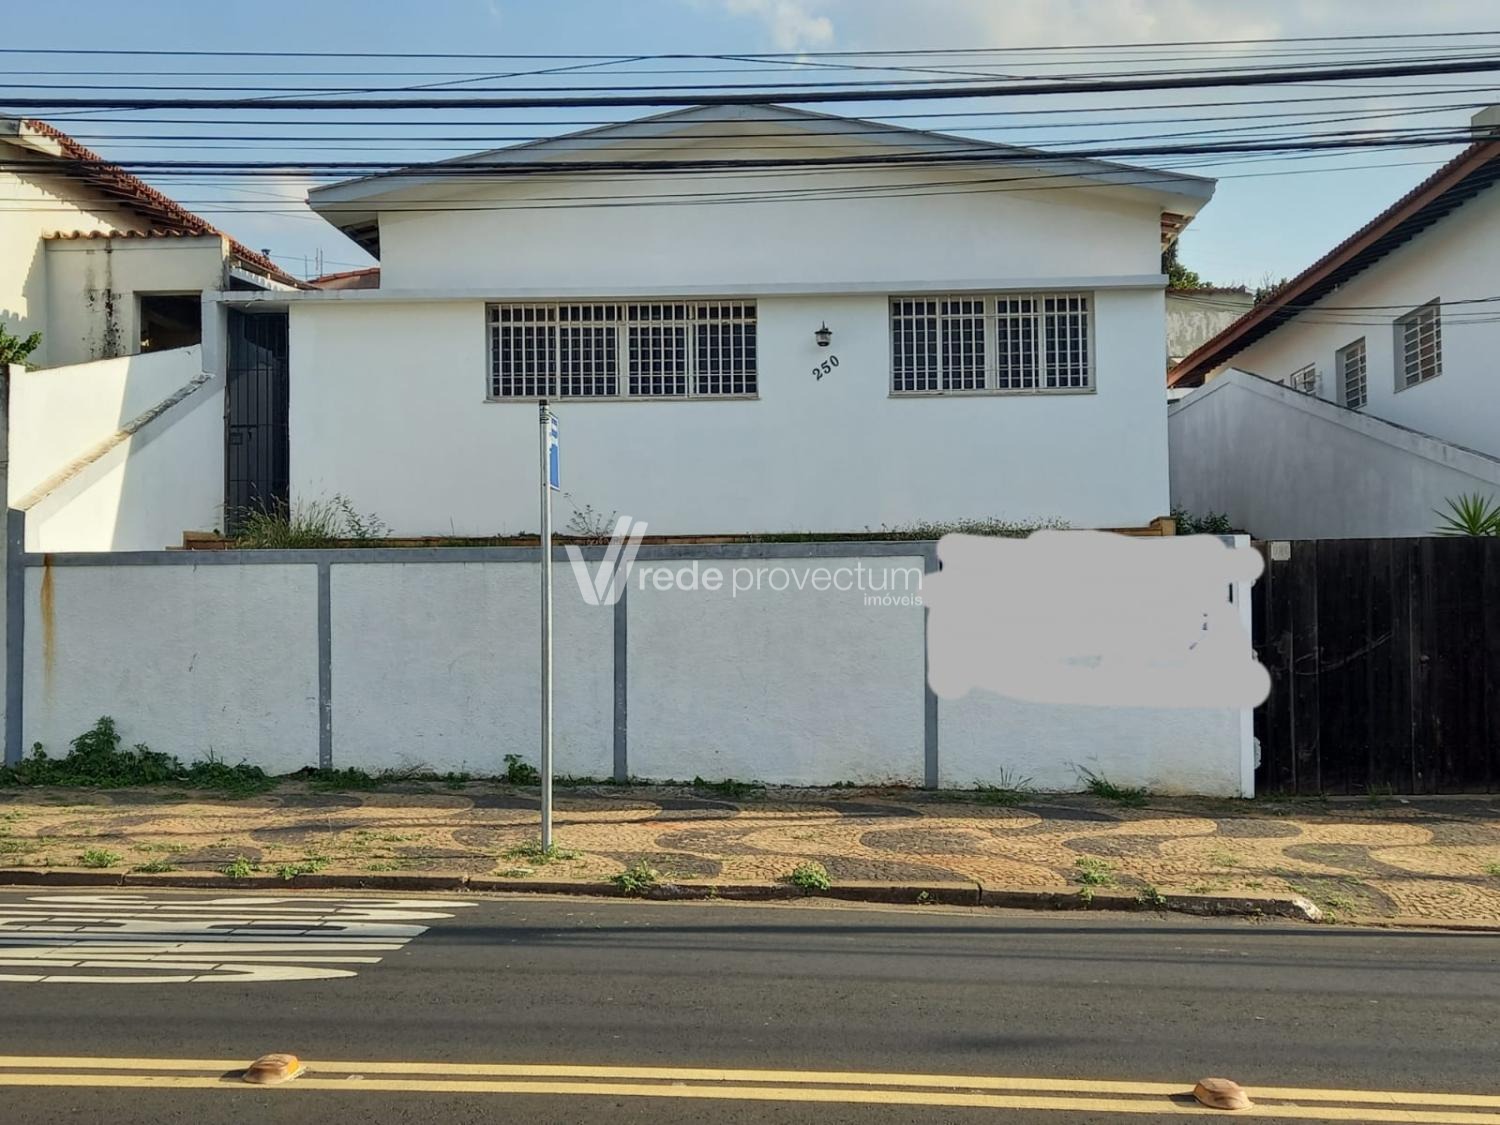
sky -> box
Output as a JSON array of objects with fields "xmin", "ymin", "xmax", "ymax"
[{"xmin": 5, "ymin": 0, "xmax": 1499, "ymax": 284}]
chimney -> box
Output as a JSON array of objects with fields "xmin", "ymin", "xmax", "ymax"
[{"xmin": 1471, "ymin": 106, "xmax": 1500, "ymax": 138}]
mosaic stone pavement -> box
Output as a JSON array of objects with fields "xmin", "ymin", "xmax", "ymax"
[{"xmin": 3, "ymin": 784, "xmax": 1500, "ymax": 924}]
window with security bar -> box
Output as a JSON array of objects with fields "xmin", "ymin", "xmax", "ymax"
[
  {"xmin": 488, "ymin": 302, "xmax": 756, "ymax": 400},
  {"xmin": 890, "ymin": 293, "xmax": 1091, "ymax": 394},
  {"xmin": 1337, "ymin": 338, "xmax": 1367, "ymax": 409},
  {"xmin": 1288, "ymin": 364, "xmax": 1319, "ymax": 396},
  {"xmin": 1396, "ymin": 300, "xmax": 1442, "ymax": 389}
]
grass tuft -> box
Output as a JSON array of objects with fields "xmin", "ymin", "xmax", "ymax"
[
  {"xmin": 611, "ymin": 859, "xmax": 658, "ymax": 896},
  {"xmin": 1074, "ymin": 857, "xmax": 1114, "ymax": 887},
  {"xmin": 1077, "ymin": 767, "xmax": 1149, "ymax": 807},
  {"xmin": 79, "ymin": 847, "xmax": 122, "ymax": 869}
]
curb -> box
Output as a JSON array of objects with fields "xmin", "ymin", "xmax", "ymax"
[{"xmin": 0, "ymin": 868, "xmax": 1323, "ymax": 920}]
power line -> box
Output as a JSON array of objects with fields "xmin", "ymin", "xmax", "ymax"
[{"xmin": 7, "ymin": 57, "xmax": 1500, "ymax": 111}]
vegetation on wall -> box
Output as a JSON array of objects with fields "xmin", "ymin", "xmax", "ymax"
[
  {"xmin": 0, "ymin": 323, "xmax": 42, "ymax": 366},
  {"xmin": 1162, "ymin": 241, "xmax": 1207, "ymax": 291},
  {"xmin": 1171, "ymin": 506, "xmax": 1234, "ymax": 535},
  {"xmin": 1433, "ymin": 493, "xmax": 1500, "ymax": 537}
]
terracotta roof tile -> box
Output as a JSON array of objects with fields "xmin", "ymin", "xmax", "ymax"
[{"xmin": 18, "ymin": 119, "xmax": 304, "ymax": 288}]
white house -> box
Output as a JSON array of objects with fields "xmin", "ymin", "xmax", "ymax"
[
  {"xmin": 205, "ymin": 104, "xmax": 1209, "ymax": 542},
  {"xmin": 1168, "ymin": 108, "xmax": 1500, "ymax": 538},
  {"xmin": 12, "ymin": 104, "xmax": 1213, "ymax": 548}
]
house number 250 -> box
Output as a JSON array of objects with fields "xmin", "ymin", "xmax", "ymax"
[{"xmin": 813, "ymin": 355, "xmax": 840, "ymax": 380}]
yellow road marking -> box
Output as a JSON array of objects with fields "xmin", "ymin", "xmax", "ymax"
[
  {"xmin": 1, "ymin": 1056, "xmax": 1497, "ymax": 1120},
  {"xmin": 3, "ymin": 1073, "xmax": 1500, "ymax": 1121}
]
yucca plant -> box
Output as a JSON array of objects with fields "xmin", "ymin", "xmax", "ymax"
[{"xmin": 1433, "ymin": 493, "xmax": 1500, "ymax": 537}]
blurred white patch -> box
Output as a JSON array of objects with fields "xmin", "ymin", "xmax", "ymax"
[{"xmin": 924, "ymin": 531, "xmax": 1268, "ymax": 709}]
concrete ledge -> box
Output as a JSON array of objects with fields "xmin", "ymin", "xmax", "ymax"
[{"xmin": 0, "ymin": 869, "xmax": 1321, "ymax": 921}]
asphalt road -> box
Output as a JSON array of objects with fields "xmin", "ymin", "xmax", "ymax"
[{"xmin": 1, "ymin": 889, "xmax": 1498, "ymax": 1123}]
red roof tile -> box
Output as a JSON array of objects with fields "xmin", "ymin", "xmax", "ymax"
[{"xmin": 17, "ymin": 119, "xmax": 303, "ymax": 288}]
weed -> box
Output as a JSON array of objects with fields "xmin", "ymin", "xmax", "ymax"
[
  {"xmin": 221, "ymin": 856, "xmax": 259, "ymax": 879},
  {"xmin": 79, "ymin": 848, "xmax": 122, "ymax": 869},
  {"xmin": 969, "ymin": 768, "xmax": 1035, "ymax": 806},
  {"xmin": 131, "ymin": 859, "xmax": 177, "ymax": 874},
  {"xmin": 442, "ymin": 772, "xmax": 472, "ymax": 789},
  {"xmin": 1208, "ymin": 849, "xmax": 1241, "ymax": 868},
  {"xmin": 276, "ymin": 856, "xmax": 330, "ymax": 881},
  {"xmin": 612, "ymin": 859, "xmax": 659, "ymax": 896},
  {"xmin": 692, "ymin": 776, "xmax": 765, "ymax": 800},
  {"xmin": 364, "ymin": 860, "xmax": 410, "ymax": 873},
  {"xmin": 503, "ymin": 754, "xmax": 541, "ymax": 786},
  {"xmin": 232, "ymin": 494, "xmax": 389, "ymax": 549},
  {"xmin": 562, "ymin": 497, "xmax": 619, "ymax": 544},
  {"xmin": 502, "ymin": 839, "xmax": 581, "ymax": 865},
  {"xmin": 1078, "ymin": 886, "xmax": 1095, "ymax": 905},
  {"xmin": 0, "ymin": 717, "xmax": 272, "ymax": 796},
  {"xmin": 1074, "ymin": 857, "xmax": 1115, "ymax": 887},
  {"xmin": 1484, "ymin": 863, "xmax": 1500, "ymax": 878},
  {"xmin": 1186, "ymin": 880, "xmax": 1229, "ymax": 895},
  {"xmin": 1077, "ymin": 767, "xmax": 1149, "ymax": 807},
  {"xmin": 787, "ymin": 861, "xmax": 832, "ymax": 892},
  {"xmin": 1138, "ymin": 885, "xmax": 1168, "ymax": 908},
  {"xmin": 495, "ymin": 867, "xmax": 535, "ymax": 878},
  {"xmin": 915, "ymin": 890, "xmax": 932, "ymax": 905}
]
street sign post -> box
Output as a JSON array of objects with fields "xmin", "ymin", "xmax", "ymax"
[{"xmin": 539, "ymin": 401, "xmax": 558, "ymax": 850}]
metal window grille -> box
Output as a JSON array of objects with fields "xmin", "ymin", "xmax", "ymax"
[
  {"xmin": 1398, "ymin": 300, "xmax": 1442, "ymax": 387},
  {"xmin": 1338, "ymin": 338, "xmax": 1367, "ymax": 409},
  {"xmin": 994, "ymin": 296, "xmax": 1039, "ymax": 389},
  {"xmin": 890, "ymin": 293, "xmax": 1091, "ymax": 393},
  {"xmin": 939, "ymin": 298, "xmax": 985, "ymax": 390},
  {"xmin": 1288, "ymin": 364, "xmax": 1319, "ymax": 395},
  {"xmin": 891, "ymin": 297, "xmax": 941, "ymax": 392},
  {"xmin": 694, "ymin": 302, "xmax": 757, "ymax": 396},
  {"xmin": 1042, "ymin": 294, "xmax": 1090, "ymax": 389},
  {"xmin": 490, "ymin": 304, "xmax": 555, "ymax": 399},
  {"xmin": 488, "ymin": 302, "xmax": 756, "ymax": 400}
]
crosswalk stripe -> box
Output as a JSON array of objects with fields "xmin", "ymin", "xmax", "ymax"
[{"xmin": 0, "ymin": 893, "xmax": 471, "ymax": 983}]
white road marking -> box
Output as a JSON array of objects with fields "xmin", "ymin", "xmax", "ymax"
[{"xmin": 0, "ymin": 894, "xmax": 473, "ymax": 983}]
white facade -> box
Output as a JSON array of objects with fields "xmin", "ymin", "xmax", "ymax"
[
  {"xmin": 42, "ymin": 234, "xmax": 228, "ymax": 367},
  {"xmin": 0, "ymin": 137, "xmax": 150, "ymax": 369},
  {"xmin": 268, "ymin": 106, "xmax": 1213, "ymax": 536},
  {"xmin": 286, "ymin": 288, "xmax": 1172, "ymax": 535},
  {"xmin": 1195, "ymin": 179, "xmax": 1500, "ymax": 461}
]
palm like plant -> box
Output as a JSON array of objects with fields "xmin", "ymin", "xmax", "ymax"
[{"xmin": 1434, "ymin": 493, "xmax": 1500, "ymax": 537}]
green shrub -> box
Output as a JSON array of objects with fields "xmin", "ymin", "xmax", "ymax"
[
  {"xmin": 79, "ymin": 848, "xmax": 122, "ymax": 869},
  {"xmin": 788, "ymin": 861, "xmax": 832, "ymax": 892},
  {"xmin": 1171, "ymin": 506, "xmax": 1234, "ymax": 535},
  {"xmin": 221, "ymin": 856, "xmax": 258, "ymax": 879},
  {"xmin": 503, "ymin": 754, "xmax": 542, "ymax": 786},
  {"xmin": 1074, "ymin": 857, "xmax": 1114, "ymax": 887},
  {"xmin": 0, "ymin": 718, "xmax": 272, "ymax": 796},
  {"xmin": 611, "ymin": 859, "xmax": 658, "ymax": 896},
  {"xmin": 1434, "ymin": 493, "xmax": 1500, "ymax": 537}
]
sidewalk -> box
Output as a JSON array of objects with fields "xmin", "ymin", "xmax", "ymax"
[{"xmin": 3, "ymin": 782, "xmax": 1499, "ymax": 925}]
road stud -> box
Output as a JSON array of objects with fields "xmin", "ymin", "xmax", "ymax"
[
  {"xmin": 1193, "ymin": 1077, "xmax": 1251, "ymax": 1110},
  {"xmin": 242, "ymin": 1054, "xmax": 304, "ymax": 1085}
]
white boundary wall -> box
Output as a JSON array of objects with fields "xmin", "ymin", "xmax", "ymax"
[{"xmin": 8, "ymin": 536, "xmax": 1254, "ymax": 796}]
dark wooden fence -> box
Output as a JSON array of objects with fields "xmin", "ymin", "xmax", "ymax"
[{"xmin": 1253, "ymin": 537, "xmax": 1500, "ymax": 794}]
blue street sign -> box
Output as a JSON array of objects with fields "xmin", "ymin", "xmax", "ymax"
[{"xmin": 547, "ymin": 416, "xmax": 560, "ymax": 490}]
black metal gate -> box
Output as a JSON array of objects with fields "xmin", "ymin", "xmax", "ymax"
[
  {"xmin": 1253, "ymin": 537, "xmax": 1500, "ymax": 794},
  {"xmin": 225, "ymin": 309, "xmax": 289, "ymax": 530}
]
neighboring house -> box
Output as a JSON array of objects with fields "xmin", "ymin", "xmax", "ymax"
[
  {"xmin": 0, "ymin": 118, "xmax": 300, "ymax": 367},
  {"xmin": 1165, "ymin": 286, "xmax": 1252, "ymax": 368},
  {"xmin": 309, "ymin": 267, "xmax": 380, "ymax": 291},
  {"xmin": 2, "ymin": 118, "xmax": 303, "ymax": 552},
  {"xmin": 1167, "ymin": 107, "xmax": 1500, "ymax": 537},
  {"xmin": 13, "ymin": 104, "xmax": 1215, "ymax": 548}
]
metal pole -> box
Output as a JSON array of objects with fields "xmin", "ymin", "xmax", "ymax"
[{"xmin": 539, "ymin": 399, "xmax": 554, "ymax": 851}]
